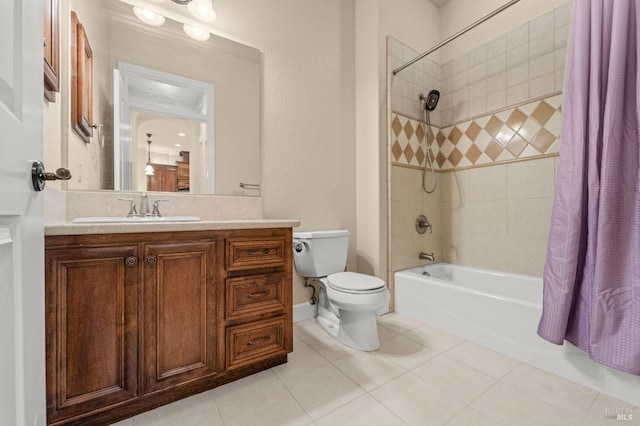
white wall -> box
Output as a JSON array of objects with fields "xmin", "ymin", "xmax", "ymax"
[
  {"xmin": 352, "ymin": 0, "xmax": 441, "ymax": 282},
  {"xmin": 210, "ymin": 0, "xmax": 358, "ymax": 304},
  {"xmin": 380, "ymin": 0, "xmax": 441, "ymax": 63},
  {"xmin": 213, "ymin": 0, "xmax": 440, "ymax": 301}
]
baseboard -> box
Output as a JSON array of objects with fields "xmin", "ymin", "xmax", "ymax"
[{"xmin": 293, "ymin": 302, "xmax": 317, "ymax": 323}]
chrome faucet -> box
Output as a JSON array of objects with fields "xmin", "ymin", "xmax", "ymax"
[
  {"xmin": 118, "ymin": 193, "xmax": 169, "ymax": 217},
  {"xmin": 419, "ymin": 252, "xmax": 435, "ymax": 261},
  {"xmin": 139, "ymin": 192, "xmax": 150, "ymax": 216},
  {"xmin": 117, "ymin": 198, "xmax": 138, "ymax": 217},
  {"xmin": 151, "ymin": 198, "xmax": 169, "ymax": 217}
]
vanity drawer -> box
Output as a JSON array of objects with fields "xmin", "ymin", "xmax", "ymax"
[
  {"xmin": 226, "ymin": 237, "xmax": 286, "ymax": 271},
  {"xmin": 226, "ymin": 317, "xmax": 287, "ymax": 369},
  {"xmin": 226, "ymin": 272, "xmax": 286, "ymax": 321}
]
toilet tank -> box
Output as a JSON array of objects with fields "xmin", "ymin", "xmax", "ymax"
[{"xmin": 292, "ymin": 230, "xmax": 349, "ymax": 277}]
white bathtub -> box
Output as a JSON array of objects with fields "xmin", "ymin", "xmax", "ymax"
[{"xmin": 394, "ymin": 263, "xmax": 640, "ymax": 407}]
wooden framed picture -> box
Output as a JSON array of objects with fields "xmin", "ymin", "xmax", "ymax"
[
  {"xmin": 44, "ymin": 0, "xmax": 59, "ymax": 102},
  {"xmin": 70, "ymin": 11, "xmax": 93, "ymax": 143}
]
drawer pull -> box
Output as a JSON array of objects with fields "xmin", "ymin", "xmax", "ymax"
[
  {"xmin": 246, "ymin": 290, "xmax": 271, "ymax": 299},
  {"xmin": 246, "ymin": 248, "xmax": 270, "ymax": 256},
  {"xmin": 146, "ymin": 255, "xmax": 156, "ymax": 264},
  {"xmin": 125, "ymin": 256, "xmax": 138, "ymax": 267},
  {"xmin": 246, "ymin": 335, "xmax": 271, "ymax": 346}
]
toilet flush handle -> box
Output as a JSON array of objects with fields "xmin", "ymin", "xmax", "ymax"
[{"xmin": 293, "ymin": 240, "xmax": 307, "ymax": 253}]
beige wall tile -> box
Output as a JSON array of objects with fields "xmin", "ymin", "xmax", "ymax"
[
  {"xmin": 465, "ymin": 233, "xmax": 508, "ymax": 271},
  {"xmin": 507, "ymin": 198, "xmax": 553, "ymax": 239},
  {"xmin": 507, "ymin": 157, "xmax": 555, "ymax": 199},
  {"xmin": 467, "ymin": 200, "xmax": 508, "ymax": 237},
  {"xmin": 529, "ymin": 11, "xmax": 555, "ymax": 40},
  {"xmin": 442, "ymin": 231, "xmax": 465, "ymax": 264},
  {"xmin": 507, "ymin": 44, "xmax": 529, "ymax": 69},
  {"xmin": 507, "ymin": 236, "xmax": 548, "ymax": 276},
  {"xmin": 441, "ymin": 169, "xmax": 469, "ymax": 205},
  {"xmin": 507, "ymin": 81, "xmax": 530, "ymax": 105},
  {"xmin": 468, "ymin": 164, "xmax": 507, "ymax": 201},
  {"xmin": 389, "ymin": 3, "xmax": 568, "ymax": 281}
]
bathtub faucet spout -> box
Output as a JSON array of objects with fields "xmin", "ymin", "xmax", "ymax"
[{"xmin": 419, "ymin": 252, "xmax": 435, "ymax": 261}]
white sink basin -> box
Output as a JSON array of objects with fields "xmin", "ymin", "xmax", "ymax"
[{"xmin": 72, "ymin": 216, "xmax": 202, "ymax": 223}]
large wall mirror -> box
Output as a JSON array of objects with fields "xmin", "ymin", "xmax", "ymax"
[{"xmin": 53, "ymin": 0, "xmax": 261, "ymax": 196}]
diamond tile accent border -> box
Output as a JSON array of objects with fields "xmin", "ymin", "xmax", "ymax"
[
  {"xmin": 390, "ymin": 115, "xmax": 438, "ymax": 168},
  {"xmin": 391, "ymin": 94, "xmax": 562, "ymax": 171}
]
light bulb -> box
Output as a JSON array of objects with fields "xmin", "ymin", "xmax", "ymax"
[
  {"xmin": 133, "ymin": 7, "xmax": 165, "ymax": 26},
  {"xmin": 144, "ymin": 163, "xmax": 155, "ymax": 176},
  {"xmin": 183, "ymin": 24, "xmax": 210, "ymax": 41},
  {"xmin": 187, "ymin": 0, "xmax": 217, "ymax": 22}
]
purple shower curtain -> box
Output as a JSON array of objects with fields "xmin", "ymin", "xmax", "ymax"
[{"xmin": 537, "ymin": 0, "xmax": 640, "ymax": 375}]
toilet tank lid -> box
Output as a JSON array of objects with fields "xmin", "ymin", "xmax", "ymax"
[{"xmin": 293, "ymin": 230, "xmax": 349, "ymax": 239}]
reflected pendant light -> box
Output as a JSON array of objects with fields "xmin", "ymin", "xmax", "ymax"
[{"xmin": 144, "ymin": 133, "xmax": 155, "ymax": 176}]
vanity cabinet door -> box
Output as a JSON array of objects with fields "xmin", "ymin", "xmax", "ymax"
[
  {"xmin": 45, "ymin": 245, "xmax": 139, "ymax": 424},
  {"xmin": 147, "ymin": 164, "xmax": 178, "ymax": 192},
  {"xmin": 142, "ymin": 240, "xmax": 220, "ymax": 394}
]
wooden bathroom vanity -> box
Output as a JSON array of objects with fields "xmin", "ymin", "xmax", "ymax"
[{"xmin": 44, "ymin": 223, "xmax": 295, "ymax": 425}]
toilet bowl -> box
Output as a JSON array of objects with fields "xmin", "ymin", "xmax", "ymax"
[{"xmin": 292, "ymin": 230, "xmax": 390, "ymax": 351}]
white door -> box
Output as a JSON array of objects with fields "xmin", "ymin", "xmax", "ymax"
[{"xmin": 0, "ymin": 1, "xmax": 47, "ymax": 425}]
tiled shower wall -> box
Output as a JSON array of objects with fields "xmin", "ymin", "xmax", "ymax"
[{"xmin": 388, "ymin": 1, "xmax": 572, "ymax": 286}]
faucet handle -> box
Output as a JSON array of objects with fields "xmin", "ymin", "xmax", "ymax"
[
  {"xmin": 151, "ymin": 198, "xmax": 170, "ymax": 217},
  {"xmin": 416, "ymin": 215, "xmax": 432, "ymax": 234},
  {"xmin": 118, "ymin": 198, "xmax": 138, "ymax": 217}
]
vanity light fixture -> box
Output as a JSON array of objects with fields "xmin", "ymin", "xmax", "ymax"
[
  {"xmin": 183, "ymin": 23, "xmax": 210, "ymax": 41},
  {"xmin": 144, "ymin": 133, "xmax": 155, "ymax": 176},
  {"xmin": 130, "ymin": 0, "xmax": 215, "ymax": 40},
  {"xmin": 133, "ymin": 6, "xmax": 165, "ymax": 26},
  {"xmin": 187, "ymin": 0, "xmax": 216, "ymax": 22}
]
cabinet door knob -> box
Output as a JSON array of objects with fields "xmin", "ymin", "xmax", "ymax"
[
  {"xmin": 125, "ymin": 256, "xmax": 138, "ymax": 266},
  {"xmin": 146, "ymin": 255, "xmax": 157, "ymax": 264}
]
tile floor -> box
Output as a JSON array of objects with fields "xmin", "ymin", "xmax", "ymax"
[{"xmin": 113, "ymin": 313, "xmax": 637, "ymax": 426}]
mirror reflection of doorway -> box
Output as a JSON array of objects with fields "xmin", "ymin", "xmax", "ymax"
[
  {"xmin": 133, "ymin": 113, "xmax": 206, "ymax": 193},
  {"xmin": 114, "ymin": 62, "xmax": 214, "ymax": 192}
]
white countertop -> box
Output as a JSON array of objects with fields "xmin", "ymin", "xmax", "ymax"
[{"xmin": 45, "ymin": 219, "xmax": 301, "ymax": 236}]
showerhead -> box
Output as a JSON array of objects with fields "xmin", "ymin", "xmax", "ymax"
[{"xmin": 421, "ymin": 89, "xmax": 440, "ymax": 111}]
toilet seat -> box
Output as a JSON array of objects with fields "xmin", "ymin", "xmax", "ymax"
[{"xmin": 326, "ymin": 272, "xmax": 386, "ymax": 294}]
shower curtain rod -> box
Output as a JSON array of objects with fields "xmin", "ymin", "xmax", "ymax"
[{"xmin": 392, "ymin": 0, "xmax": 522, "ymax": 75}]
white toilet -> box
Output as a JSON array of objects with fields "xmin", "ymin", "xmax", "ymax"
[{"xmin": 292, "ymin": 230, "xmax": 390, "ymax": 351}]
